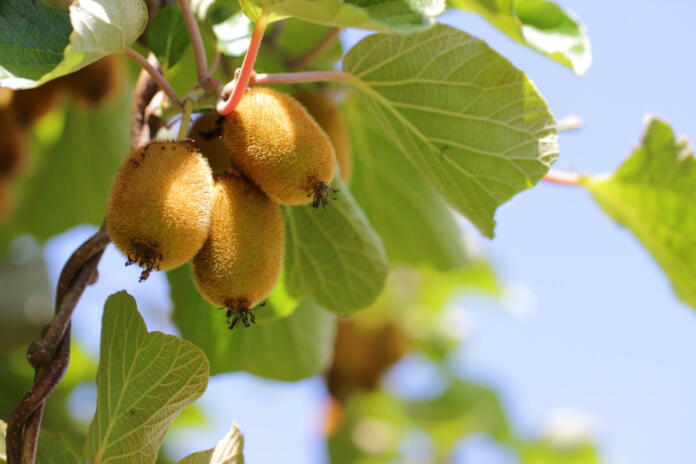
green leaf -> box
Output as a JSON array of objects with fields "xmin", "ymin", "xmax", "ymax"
[
  {"xmin": 178, "ymin": 423, "xmax": 244, "ymax": 464},
  {"xmin": 520, "ymin": 440, "xmax": 599, "ymax": 464},
  {"xmin": 36, "ymin": 430, "xmax": 83, "ymax": 464},
  {"xmin": 211, "ymin": 12, "xmax": 253, "ymax": 57},
  {"xmin": 193, "ymin": 0, "xmax": 240, "ymax": 24},
  {"xmin": 168, "ymin": 265, "xmax": 336, "ymax": 381},
  {"xmin": 0, "ymin": 419, "xmax": 5, "ymax": 461},
  {"xmin": 584, "ymin": 118, "xmax": 696, "ymax": 310},
  {"xmin": 345, "ymin": 98, "xmax": 468, "ymax": 270},
  {"xmin": 0, "ymin": 0, "xmax": 147, "ymax": 89},
  {"xmin": 84, "ymin": 291, "xmax": 209, "ymax": 464},
  {"xmin": 284, "ymin": 181, "xmax": 389, "ymax": 314},
  {"xmin": 147, "ymin": 5, "xmax": 190, "ymax": 69},
  {"xmin": 240, "ymin": 0, "xmax": 443, "ymax": 33},
  {"xmin": 343, "ymin": 23, "xmax": 558, "ymax": 237},
  {"xmin": 450, "ymin": 0, "xmax": 591, "ymax": 75},
  {"xmin": 2, "ymin": 92, "xmax": 130, "ymax": 243},
  {"xmin": 0, "ymin": 0, "xmax": 71, "ymax": 87}
]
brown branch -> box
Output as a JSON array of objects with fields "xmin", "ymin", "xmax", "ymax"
[
  {"xmin": 130, "ymin": 55, "xmax": 162, "ymax": 148},
  {"xmin": 125, "ymin": 48, "xmax": 182, "ymax": 109}
]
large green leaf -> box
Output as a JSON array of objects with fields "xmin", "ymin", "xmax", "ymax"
[
  {"xmin": 240, "ymin": 0, "xmax": 443, "ymax": 33},
  {"xmin": 450, "ymin": 0, "xmax": 591, "ymax": 75},
  {"xmin": 584, "ymin": 118, "xmax": 696, "ymax": 310},
  {"xmin": 178, "ymin": 423, "xmax": 244, "ymax": 464},
  {"xmin": 343, "ymin": 24, "xmax": 558, "ymax": 237},
  {"xmin": 0, "ymin": 0, "xmax": 147, "ymax": 89},
  {"xmin": 345, "ymin": 98, "xmax": 468, "ymax": 270},
  {"xmin": 84, "ymin": 292, "xmax": 209, "ymax": 464},
  {"xmin": 147, "ymin": 5, "xmax": 190, "ymax": 69},
  {"xmin": 2, "ymin": 90, "xmax": 130, "ymax": 243},
  {"xmin": 36, "ymin": 430, "xmax": 83, "ymax": 464},
  {"xmin": 168, "ymin": 265, "xmax": 336, "ymax": 381},
  {"xmin": 284, "ymin": 181, "xmax": 389, "ymax": 314}
]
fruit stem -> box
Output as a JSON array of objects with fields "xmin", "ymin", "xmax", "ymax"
[
  {"xmin": 217, "ymin": 13, "xmax": 270, "ymax": 116},
  {"xmin": 252, "ymin": 71, "xmax": 356, "ymax": 86},
  {"xmin": 543, "ymin": 169, "xmax": 583, "ymax": 186},
  {"xmin": 177, "ymin": 99, "xmax": 194, "ymax": 140},
  {"xmin": 288, "ymin": 27, "xmax": 341, "ymax": 70},
  {"xmin": 178, "ymin": 0, "xmax": 211, "ymax": 87},
  {"xmin": 125, "ymin": 48, "xmax": 182, "ymax": 109}
]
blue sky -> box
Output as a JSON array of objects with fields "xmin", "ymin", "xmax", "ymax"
[{"xmin": 42, "ymin": 1, "xmax": 696, "ymax": 463}]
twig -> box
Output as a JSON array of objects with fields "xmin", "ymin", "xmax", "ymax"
[
  {"xmin": 209, "ymin": 48, "xmax": 222, "ymax": 76},
  {"xmin": 7, "ymin": 227, "xmax": 110, "ymax": 464},
  {"xmin": 177, "ymin": 99, "xmax": 194, "ymax": 140},
  {"xmin": 217, "ymin": 14, "xmax": 269, "ymax": 116},
  {"xmin": 288, "ymin": 28, "xmax": 340, "ymax": 70},
  {"xmin": 178, "ymin": 0, "xmax": 210, "ymax": 86},
  {"xmin": 125, "ymin": 48, "xmax": 182, "ymax": 109},
  {"xmin": 543, "ymin": 169, "xmax": 583, "ymax": 185},
  {"xmin": 252, "ymin": 71, "xmax": 355, "ymax": 86},
  {"xmin": 131, "ymin": 54, "xmax": 162, "ymax": 148}
]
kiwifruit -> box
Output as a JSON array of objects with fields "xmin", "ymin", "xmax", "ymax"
[
  {"xmin": 193, "ymin": 172, "xmax": 284, "ymax": 329},
  {"xmin": 10, "ymin": 80, "xmax": 62, "ymax": 128},
  {"xmin": 0, "ymin": 110, "xmax": 25, "ymax": 177},
  {"xmin": 188, "ymin": 113, "xmax": 232, "ymax": 174},
  {"xmin": 294, "ymin": 89, "xmax": 351, "ymax": 182},
  {"xmin": 222, "ymin": 87, "xmax": 337, "ymax": 207},
  {"xmin": 62, "ymin": 55, "xmax": 122, "ymax": 106},
  {"xmin": 107, "ymin": 140, "xmax": 214, "ymax": 281}
]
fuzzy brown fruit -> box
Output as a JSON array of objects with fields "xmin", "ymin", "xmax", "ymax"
[
  {"xmin": 188, "ymin": 113, "xmax": 232, "ymax": 174},
  {"xmin": 62, "ymin": 55, "xmax": 123, "ymax": 106},
  {"xmin": 294, "ymin": 89, "xmax": 351, "ymax": 182},
  {"xmin": 222, "ymin": 87, "xmax": 336, "ymax": 207},
  {"xmin": 10, "ymin": 80, "xmax": 62, "ymax": 128},
  {"xmin": 193, "ymin": 173, "xmax": 284, "ymax": 329},
  {"xmin": 107, "ymin": 140, "xmax": 214, "ymax": 281}
]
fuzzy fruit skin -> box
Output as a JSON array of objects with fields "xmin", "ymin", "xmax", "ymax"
[
  {"xmin": 294, "ymin": 90, "xmax": 351, "ymax": 183},
  {"xmin": 107, "ymin": 140, "xmax": 214, "ymax": 280},
  {"xmin": 62, "ymin": 55, "xmax": 122, "ymax": 106},
  {"xmin": 193, "ymin": 173, "xmax": 284, "ymax": 322},
  {"xmin": 222, "ymin": 87, "xmax": 336, "ymax": 206},
  {"xmin": 188, "ymin": 113, "xmax": 232, "ymax": 174}
]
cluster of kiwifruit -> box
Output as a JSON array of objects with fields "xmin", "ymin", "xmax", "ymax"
[
  {"xmin": 106, "ymin": 87, "xmax": 350, "ymax": 329},
  {"xmin": 0, "ymin": 57, "xmax": 122, "ymax": 219}
]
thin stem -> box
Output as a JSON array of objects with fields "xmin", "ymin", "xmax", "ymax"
[
  {"xmin": 288, "ymin": 27, "xmax": 340, "ymax": 70},
  {"xmin": 209, "ymin": 48, "xmax": 222, "ymax": 76},
  {"xmin": 217, "ymin": 13, "xmax": 270, "ymax": 116},
  {"xmin": 178, "ymin": 0, "xmax": 210, "ymax": 86},
  {"xmin": 252, "ymin": 71, "xmax": 356, "ymax": 86},
  {"xmin": 177, "ymin": 99, "xmax": 194, "ymax": 140},
  {"xmin": 125, "ymin": 48, "xmax": 182, "ymax": 109},
  {"xmin": 543, "ymin": 169, "xmax": 583, "ymax": 186}
]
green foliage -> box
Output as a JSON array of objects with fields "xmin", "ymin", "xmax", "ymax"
[
  {"xmin": 585, "ymin": 118, "xmax": 696, "ymax": 309},
  {"xmin": 520, "ymin": 440, "xmax": 599, "ymax": 464},
  {"xmin": 343, "ymin": 23, "xmax": 558, "ymax": 237},
  {"xmin": 345, "ymin": 98, "xmax": 469, "ymax": 270},
  {"xmin": 210, "ymin": 12, "xmax": 253, "ymax": 57},
  {"xmin": 84, "ymin": 292, "xmax": 209, "ymax": 464},
  {"xmin": 177, "ymin": 423, "xmax": 244, "ymax": 464},
  {"xmin": 169, "ymin": 265, "xmax": 336, "ymax": 381},
  {"xmin": 2, "ymin": 92, "xmax": 130, "ymax": 243},
  {"xmin": 36, "ymin": 430, "xmax": 83, "ymax": 464},
  {"xmin": 284, "ymin": 181, "xmax": 389, "ymax": 314},
  {"xmin": 0, "ymin": 0, "xmax": 71, "ymax": 87},
  {"xmin": 0, "ymin": 0, "xmax": 147, "ymax": 89},
  {"xmin": 240, "ymin": 0, "xmax": 443, "ymax": 33},
  {"xmin": 450, "ymin": 0, "xmax": 591, "ymax": 75},
  {"xmin": 192, "ymin": 0, "xmax": 241, "ymax": 24},
  {"xmin": 148, "ymin": 6, "xmax": 191, "ymax": 69}
]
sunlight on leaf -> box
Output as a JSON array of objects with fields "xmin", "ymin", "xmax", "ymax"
[{"xmin": 178, "ymin": 423, "xmax": 244, "ymax": 464}]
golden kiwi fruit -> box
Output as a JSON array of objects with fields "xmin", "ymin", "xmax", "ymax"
[
  {"xmin": 107, "ymin": 140, "xmax": 214, "ymax": 281},
  {"xmin": 62, "ymin": 55, "xmax": 122, "ymax": 106},
  {"xmin": 188, "ymin": 113, "xmax": 232, "ymax": 174},
  {"xmin": 294, "ymin": 89, "xmax": 351, "ymax": 182},
  {"xmin": 193, "ymin": 172, "xmax": 284, "ymax": 329},
  {"xmin": 222, "ymin": 87, "xmax": 337, "ymax": 207}
]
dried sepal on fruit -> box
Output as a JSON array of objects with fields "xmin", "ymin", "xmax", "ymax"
[
  {"xmin": 188, "ymin": 113, "xmax": 232, "ymax": 174},
  {"xmin": 222, "ymin": 87, "xmax": 337, "ymax": 207},
  {"xmin": 62, "ymin": 55, "xmax": 123, "ymax": 107},
  {"xmin": 107, "ymin": 140, "xmax": 214, "ymax": 281},
  {"xmin": 294, "ymin": 89, "xmax": 351, "ymax": 183},
  {"xmin": 193, "ymin": 172, "xmax": 284, "ymax": 329}
]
